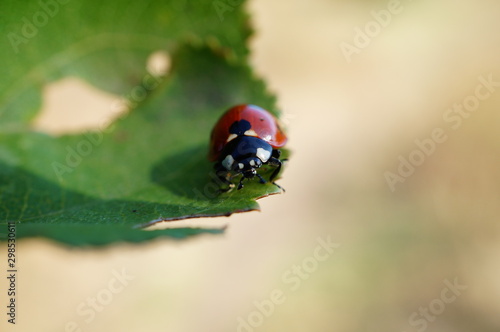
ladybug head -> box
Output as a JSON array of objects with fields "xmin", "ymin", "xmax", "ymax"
[
  {"xmin": 216, "ymin": 136, "xmax": 277, "ymax": 190},
  {"xmin": 238, "ymin": 157, "xmax": 263, "ymax": 178},
  {"xmin": 222, "ymin": 154, "xmax": 263, "ymax": 175}
]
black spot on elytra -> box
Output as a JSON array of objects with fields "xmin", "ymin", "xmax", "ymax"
[{"xmin": 229, "ymin": 120, "xmax": 251, "ymax": 136}]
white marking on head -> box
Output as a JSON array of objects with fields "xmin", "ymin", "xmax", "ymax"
[
  {"xmin": 226, "ymin": 133, "xmax": 237, "ymax": 142},
  {"xmin": 256, "ymin": 148, "xmax": 271, "ymax": 162},
  {"xmin": 244, "ymin": 129, "xmax": 258, "ymax": 137},
  {"xmin": 238, "ymin": 163, "xmax": 244, "ymax": 169},
  {"xmin": 222, "ymin": 155, "xmax": 234, "ymax": 170},
  {"xmin": 249, "ymin": 159, "xmax": 255, "ymax": 166}
]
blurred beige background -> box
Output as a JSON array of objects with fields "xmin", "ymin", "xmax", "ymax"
[{"xmin": 2, "ymin": 0, "xmax": 500, "ymax": 331}]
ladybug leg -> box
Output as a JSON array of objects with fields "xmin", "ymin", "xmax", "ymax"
[
  {"xmin": 237, "ymin": 176, "xmax": 246, "ymax": 190},
  {"xmin": 271, "ymin": 180, "xmax": 285, "ymax": 192},
  {"xmin": 256, "ymin": 173, "xmax": 285, "ymax": 192},
  {"xmin": 272, "ymin": 149, "xmax": 289, "ymax": 163},
  {"xmin": 271, "ymin": 149, "xmax": 281, "ymax": 159},
  {"xmin": 219, "ymin": 181, "xmax": 235, "ymax": 193},
  {"xmin": 256, "ymin": 173, "xmax": 267, "ymax": 184},
  {"xmin": 267, "ymin": 157, "xmax": 282, "ymax": 182},
  {"xmin": 267, "ymin": 151, "xmax": 286, "ymax": 192},
  {"xmin": 214, "ymin": 163, "xmax": 235, "ymax": 192}
]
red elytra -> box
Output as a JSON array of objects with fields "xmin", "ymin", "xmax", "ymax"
[{"xmin": 208, "ymin": 104, "xmax": 287, "ymax": 162}]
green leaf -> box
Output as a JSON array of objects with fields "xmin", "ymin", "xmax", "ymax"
[{"xmin": 0, "ymin": 1, "xmax": 287, "ymax": 245}]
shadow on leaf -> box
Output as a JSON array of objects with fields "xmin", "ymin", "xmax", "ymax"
[
  {"xmin": 151, "ymin": 145, "xmax": 223, "ymax": 201},
  {"xmin": 0, "ymin": 162, "xmax": 223, "ymax": 245}
]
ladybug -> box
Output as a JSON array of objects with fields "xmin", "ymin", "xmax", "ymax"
[{"xmin": 208, "ymin": 104, "xmax": 288, "ymax": 191}]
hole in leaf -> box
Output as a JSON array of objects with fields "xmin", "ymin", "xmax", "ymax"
[
  {"xmin": 146, "ymin": 50, "xmax": 171, "ymax": 77},
  {"xmin": 32, "ymin": 77, "xmax": 122, "ymax": 136}
]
